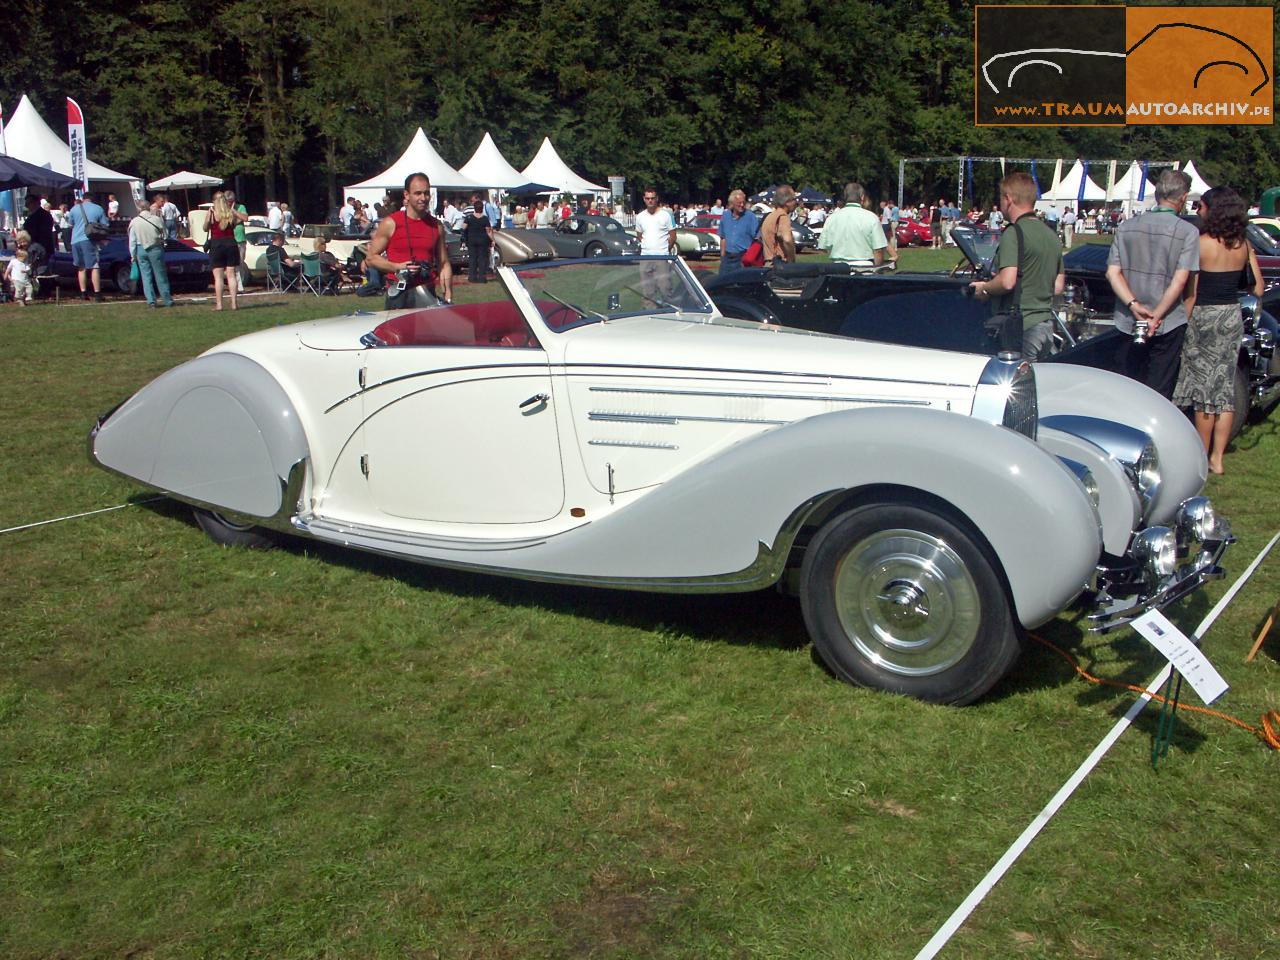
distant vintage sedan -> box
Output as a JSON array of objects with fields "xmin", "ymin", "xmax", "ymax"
[
  {"xmin": 91, "ymin": 255, "xmax": 1230, "ymax": 706},
  {"xmin": 531, "ymin": 214, "xmax": 639, "ymax": 258},
  {"xmin": 51, "ymin": 231, "xmax": 212, "ymax": 295}
]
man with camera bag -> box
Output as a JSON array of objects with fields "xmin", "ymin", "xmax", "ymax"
[
  {"xmin": 970, "ymin": 172, "xmax": 1064, "ymax": 360},
  {"xmin": 365, "ymin": 171, "xmax": 453, "ymax": 309}
]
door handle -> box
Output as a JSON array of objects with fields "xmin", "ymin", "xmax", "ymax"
[{"xmin": 519, "ymin": 393, "xmax": 550, "ymax": 409}]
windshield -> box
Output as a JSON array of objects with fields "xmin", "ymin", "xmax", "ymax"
[
  {"xmin": 510, "ymin": 256, "xmax": 714, "ymax": 331},
  {"xmin": 950, "ymin": 224, "xmax": 1002, "ymax": 271}
]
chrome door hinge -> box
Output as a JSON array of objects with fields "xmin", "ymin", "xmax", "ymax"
[
  {"xmin": 359, "ymin": 454, "xmax": 369, "ymax": 477},
  {"xmin": 358, "ymin": 367, "xmax": 367, "ymax": 389}
]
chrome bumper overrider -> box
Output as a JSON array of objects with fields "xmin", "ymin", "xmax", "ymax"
[{"xmin": 1088, "ymin": 499, "xmax": 1234, "ymax": 632}]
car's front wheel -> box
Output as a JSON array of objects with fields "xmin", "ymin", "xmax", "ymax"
[
  {"xmin": 193, "ymin": 507, "xmax": 276, "ymax": 550},
  {"xmin": 585, "ymin": 242, "xmax": 606, "ymax": 258},
  {"xmin": 1230, "ymin": 363, "xmax": 1251, "ymax": 438},
  {"xmin": 799, "ymin": 502, "xmax": 1019, "ymax": 705},
  {"xmin": 114, "ymin": 263, "xmax": 136, "ymax": 296}
]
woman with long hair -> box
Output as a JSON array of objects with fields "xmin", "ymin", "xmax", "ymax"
[
  {"xmin": 1172, "ymin": 186, "xmax": 1264, "ymax": 473},
  {"xmin": 203, "ymin": 190, "xmax": 247, "ymax": 310}
]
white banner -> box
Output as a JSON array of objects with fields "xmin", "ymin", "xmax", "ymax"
[
  {"xmin": 0, "ymin": 100, "xmax": 7, "ymax": 155},
  {"xmin": 67, "ymin": 97, "xmax": 88, "ymax": 197}
]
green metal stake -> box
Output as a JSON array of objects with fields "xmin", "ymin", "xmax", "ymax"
[{"xmin": 1151, "ymin": 672, "xmax": 1184, "ymax": 768}]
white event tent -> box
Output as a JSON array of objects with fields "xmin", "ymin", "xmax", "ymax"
[
  {"xmin": 1107, "ymin": 161, "xmax": 1156, "ymax": 212},
  {"xmin": 458, "ymin": 132, "xmax": 526, "ymax": 190},
  {"xmin": 1046, "ymin": 160, "xmax": 1106, "ymax": 206},
  {"xmin": 4, "ymin": 94, "xmax": 143, "ymax": 214},
  {"xmin": 521, "ymin": 137, "xmax": 606, "ymax": 195},
  {"xmin": 344, "ymin": 127, "xmax": 487, "ymax": 211},
  {"xmin": 1181, "ymin": 160, "xmax": 1212, "ymax": 197}
]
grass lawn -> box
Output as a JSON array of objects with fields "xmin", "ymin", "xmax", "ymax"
[{"xmin": 1, "ymin": 279, "xmax": 1278, "ymax": 959}]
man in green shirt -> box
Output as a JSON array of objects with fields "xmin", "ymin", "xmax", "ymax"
[
  {"xmin": 818, "ymin": 182, "xmax": 887, "ymax": 266},
  {"xmin": 970, "ymin": 172, "xmax": 1064, "ymax": 360},
  {"xmin": 227, "ymin": 189, "xmax": 249, "ymax": 292}
]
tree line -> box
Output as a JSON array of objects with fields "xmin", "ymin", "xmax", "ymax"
[{"xmin": 5, "ymin": 0, "xmax": 1278, "ymax": 221}]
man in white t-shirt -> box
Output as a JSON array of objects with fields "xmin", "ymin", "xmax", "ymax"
[
  {"xmin": 267, "ymin": 203, "xmax": 283, "ymax": 231},
  {"xmin": 442, "ymin": 199, "xmax": 464, "ymax": 231},
  {"xmin": 709, "ymin": 198, "xmax": 724, "ymax": 216},
  {"xmin": 340, "ymin": 197, "xmax": 356, "ymax": 231},
  {"xmin": 634, "ymin": 187, "xmax": 676, "ymax": 304},
  {"xmin": 107, "ymin": 193, "xmax": 120, "ymax": 219}
]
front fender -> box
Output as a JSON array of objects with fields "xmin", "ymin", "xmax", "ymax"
[
  {"xmin": 90, "ymin": 353, "xmax": 308, "ymax": 518},
  {"xmin": 508, "ymin": 407, "xmax": 1099, "ymax": 628},
  {"xmin": 1034, "ymin": 363, "xmax": 1207, "ymax": 522}
]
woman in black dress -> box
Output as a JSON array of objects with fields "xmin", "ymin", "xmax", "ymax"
[{"xmin": 463, "ymin": 200, "xmax": 493, "ymax": 283}]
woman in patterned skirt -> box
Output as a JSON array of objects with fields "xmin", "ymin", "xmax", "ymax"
[{"xmin": 1172, "ymin": 187, "xmax": 1264, "ymax": 474}]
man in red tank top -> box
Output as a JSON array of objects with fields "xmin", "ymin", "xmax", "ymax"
[{"xmin": 365, "ymin": 172, "xmax": 453, "ymax": 309}]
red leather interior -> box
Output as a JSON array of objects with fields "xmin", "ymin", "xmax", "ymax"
[{"xmin": 373, "ymin": 301, "xmax": 541, "ymax": 349}]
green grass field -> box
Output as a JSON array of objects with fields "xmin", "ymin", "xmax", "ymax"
[{"xmin": 1, "ymin": 277, "xmax": 1277, "ymax": 959}]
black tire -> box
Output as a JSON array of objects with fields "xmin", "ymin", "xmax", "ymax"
[
  {"xmin": 585, "ymin": 242, "xmax": 606, "ymax": 258},
  {"xmin": 193, "ymin": 507, "xmax": 276, "ymax": 550},
  {"xmin": 114, "ymin": 263, "xmax": 136, "ymax": 296},
  {"xmin": 799, "ymin": 503, "xmax": 1019, "ymax": 705},
  {"xmin": 1230, "ymin": 363, "xmax": 1251, "ymax": 438}
]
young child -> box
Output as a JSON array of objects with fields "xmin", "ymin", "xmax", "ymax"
[{"xmin": 5, "ymin": 249, "xmax": 33, "ymax": 304}]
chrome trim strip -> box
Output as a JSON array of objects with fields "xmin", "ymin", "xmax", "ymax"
[
  {"xmin": 587, "ymin": 385, "xmax": 933, "ymax": 405},
  {"xmin": 587, "ymin": 439, "xmax": 678, "ymax": 449},
  {"xmin": 296, "ymin": 514, "xmax": 580, "ymax": 552},
  {"xmin": 588, "ymin": 411, "xmax": 789, "ymax": 426}
]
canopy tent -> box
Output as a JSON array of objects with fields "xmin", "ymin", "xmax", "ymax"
[
  {"xmin": 344, "ymin": 127, "xmax": 486, "ymax": 210},
  {"xmin": 458, "ymin": 132, "xmax": 526, "ymax": 190},
  {"xmin": 506, "ymin": 181, "xmax": 560, "ymax": 195},
  {"xmin": 4, "ymin": 94, "xmax": 143, "ymax": 214},
  {"xmin": 1181, "ymin": 160, "xmax": 1212, "ymax": 197},
  {"xmin": 749, "ymin": 185, "xmax": 779, "ymax": 204},
  {"xmin": 0, "ymin": 153, "xmax": 82, "ymax": 192},
  {"xmin": 798, "ymin": 186, "xmax": 832, "ymax": 204},
  {"xmin": 1107, "ymin": 161, "xmax": 1156, "ymax": 211},
  {"xmin": 520, "ymin": 137, "xmax": 606, "ymax": 195},
  {"xmin": 147, "ymin": 170, "xmax": 222, "ymax": 190},
  {"xmin": 1045, "ymin": 159, "xmax": 1106, "ymax": 205}
]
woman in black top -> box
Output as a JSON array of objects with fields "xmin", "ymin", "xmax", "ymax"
[{"xmin": 463, "ymin": 200, "xmax": 493, "ymax": 283}]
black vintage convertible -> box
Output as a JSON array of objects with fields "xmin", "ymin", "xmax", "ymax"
[{"xmin": 704, "ymin": 225, "xmax": 1280, "ymax": 428}]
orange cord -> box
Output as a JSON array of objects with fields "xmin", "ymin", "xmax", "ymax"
[{"xmin": 1029, "ymin": 632, "xmax": 1280, "ymax": 751}]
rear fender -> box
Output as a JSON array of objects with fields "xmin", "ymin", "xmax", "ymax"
[{"xmin": 90, "ymin": 353, "xmax": 308, "ymax": 518}]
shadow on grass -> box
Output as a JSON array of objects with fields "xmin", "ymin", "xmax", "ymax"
[{"xmin": 140, "ymin": 496, "xmax": 810, "ymax": 655}]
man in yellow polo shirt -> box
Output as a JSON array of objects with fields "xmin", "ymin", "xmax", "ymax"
[{"xmin": 818, "ymin": 183, "xmax": 887, "ymax": 266}]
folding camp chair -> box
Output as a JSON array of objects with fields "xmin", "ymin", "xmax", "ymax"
[
  {"xmin": 264, "ymin": 245, "xmax": 298, "ymax": 293},
  {"xmin": 298, "ymin": 252, "xmax": 324, "ymax": 296}
]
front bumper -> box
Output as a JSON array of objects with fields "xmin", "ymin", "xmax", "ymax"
[{"xmin": 1087, "ymin": 511, "xmax": 1234, "ymax": 632}]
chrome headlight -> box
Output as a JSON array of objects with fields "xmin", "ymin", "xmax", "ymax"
[
  {"xmin": 1059, "ymin": 458, "xmax": 1100, "ymax": 510},
  {"xmin": 972, "ymin": 356, "xmax": 1038, "ymax": 440},
  {"xmin": 1132, "ymin": 526, "xmax": 1177, "ymax": 578},
  {"xmin": 1135, "ymin": 441, "xmax": 1160, "ymax": 504},
  {"xmin": 1176, "ymin": 496, "xmax": 1219, "ymax": 543}
]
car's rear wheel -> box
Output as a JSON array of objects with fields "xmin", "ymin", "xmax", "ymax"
[
  {"xmin": 799, "ymin": 502, "xmax": 1019, "ymax": 705},
  {"xmin": 193, "ymin": 507, "xmax": 276, "ymax": 550}
]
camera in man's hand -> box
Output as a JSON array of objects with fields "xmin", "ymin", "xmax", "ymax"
[
  {"xmin": 392, "ymin": 260, "xmax": 434, "ymax": 293},
  {"xmin": 1133, "ymin": 319, "xmax": 1149, "ymax": 344}
]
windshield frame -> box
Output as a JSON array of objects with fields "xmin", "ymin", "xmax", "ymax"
[{"xmin": 504, "ymin": 254, "xmax": 717, "ymax": 333}]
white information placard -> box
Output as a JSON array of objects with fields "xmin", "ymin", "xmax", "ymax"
[{"xmin": 1131, "ymin": 609, "xmax": 1229, "ymax": 705}]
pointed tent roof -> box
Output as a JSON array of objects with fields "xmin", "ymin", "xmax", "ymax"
[
  {"xmin": 520, "ymin": 137, "xmax": 605, "ymax": 194},
  {"xmin": 5, "ymin": 94, "xmax": 139, "ymax": 182},
  {"xmin": 346, "ymin": 127, "xmax": 485, "ymax": 193},
  {"xmin": 1181, "ymin": 160, "xmax": 1212, "ymax": 196},
  {"xmin": 1108, "ymin": 161, "xmax": 1156, "ymax": 203},
  {"xmin": 458, "ymin": 132, "xmax": 526, "ymax": 190},
  {"xmin": 1048, "ymin": 159, "xmax": 1106, "ymax": 202}
]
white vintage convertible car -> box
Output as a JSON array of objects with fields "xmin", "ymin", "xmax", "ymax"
[{"xmin": 90, "ymin": 256, "xmax": 1231, "ymax": 704}]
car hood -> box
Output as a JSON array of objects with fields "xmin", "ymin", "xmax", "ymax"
[{"xmin": 559, "ymin": 315, "xmax": 991, "ymax": 389}]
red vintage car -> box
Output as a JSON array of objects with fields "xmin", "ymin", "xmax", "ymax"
[{"xmin": 895, "ymin": 218, "xmax": 933, "ymax": 246}]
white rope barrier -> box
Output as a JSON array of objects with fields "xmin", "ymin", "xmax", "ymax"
[
  {"xmin": 913, "ymin": 529, "xmax": 1280, "ymax": 960},
  {"xmin": 0, "ymin": 496, "xmax": 165, "ymax": 537}
]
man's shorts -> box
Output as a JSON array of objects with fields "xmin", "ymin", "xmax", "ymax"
[{"xmin": 71, "ymin": 240, "xmax": 99, "ymax": 269}]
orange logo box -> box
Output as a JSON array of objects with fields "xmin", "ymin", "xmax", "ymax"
[{"xmin": 1126, "ymin": 7, "xmax": 1273, "ymax": 124}]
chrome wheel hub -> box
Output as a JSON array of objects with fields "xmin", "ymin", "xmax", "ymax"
[{"xmin": 833, "ymin": 528, "xmax": 981, "ymax": 677}]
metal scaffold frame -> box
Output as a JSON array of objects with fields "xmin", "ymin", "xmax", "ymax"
[{"xmin": 896, "ymin": 156, "xmax": 1180, "ymax": 210}]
